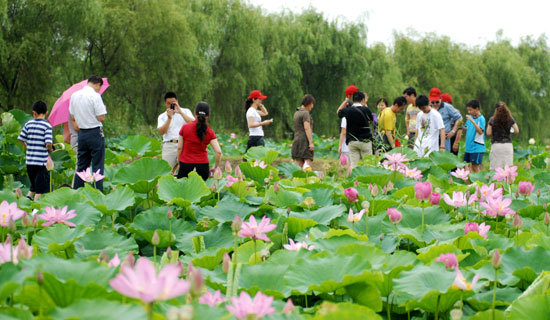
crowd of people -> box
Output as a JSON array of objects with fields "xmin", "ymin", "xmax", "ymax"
[{"xmin": 16, "ymin": 76, "xmax": 521, "ymax": 200}]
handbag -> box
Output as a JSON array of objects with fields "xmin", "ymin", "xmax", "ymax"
[{"xmin": 474, "ymin": 132, "xmax": 485, "ymax": 145}]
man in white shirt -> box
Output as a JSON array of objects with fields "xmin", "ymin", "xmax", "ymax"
[
  {"xmin": 157, "ymin": 92, "xmax": 194, "ymax": 170},
  {"xmin": 414, "ymin": 95, "xmax": 446, "ymax": 158},
  {"xmin": 69, "ymin": 75, "xmax": 107, "ymax": 191}
]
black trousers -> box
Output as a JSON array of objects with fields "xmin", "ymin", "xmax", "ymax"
[
  {"xmin": 27, "ymin": 165, "xmax": 50, "ymax": 194},
  {"xmin": 246, "ymin": 136, "xmax": 265, "ymax": 152},
  {"xmin": 177, "ymin": 162, "xmax": 210, "ymax": 181},
  {"xmin": 74, "ymin": 127, "xmax": 105, "ymax": 192}
]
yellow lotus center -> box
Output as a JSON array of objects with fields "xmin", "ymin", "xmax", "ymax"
[{"xmin": 1, "ymin": 212, "xmax": 8, "ymax": 225}]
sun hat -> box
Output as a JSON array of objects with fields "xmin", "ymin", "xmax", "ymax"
[
  {"xmin": 248, "ymin": 90, "xmax": 267, "ymax": 100},
  {"xmin": 429, "ymin": 88, "xmax": 442, "ymax": 101},
  {"xmin": 441, "ymin": 93, "xmax": 452, "ymax": 103},
  {"xmin": 345, "ymin": 85, "xmax": 358, "ymax": 97}
]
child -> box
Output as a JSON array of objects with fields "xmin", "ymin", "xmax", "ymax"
[
  {"xmin": 18, "ymin": 101, "xmax": 53, "ymax": 200},
  {"xmin": 414, "ymin": 95, "xmax": 445, "ymax": 157},
  {"xmin": 463, "ymin": 99, "xmax": 486, "ymax": 172}
]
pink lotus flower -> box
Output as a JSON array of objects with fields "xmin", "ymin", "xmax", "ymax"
[
  {"xmin": 430, "ymin": 193, "xmax": 441, "ymax": 205},
  {"xmin": 238, "ymin": 216, "xmax": 277, "ymax": 242},
  {"xmin": 253, "ymin": 160, "xmax": 267, "ymax": 169},
  {"xmin": 443, "ymin": 192, "xmax": 467, "ymax": 208},
  {"xmin": 451, "ymin": 167, "xmax": 470, "ymax": 181},
  {"xmin": 468, "ymin": 194, "xmax": 478, "ymax": 205},
  {"xmin": 402, "ymin": 166, "xmax": 423, "ymax": 180},
  {"xmin": 0, "ymin": 201, "xmax": 26, "ymax": 227},
  {"xmin": 199, "ymin": 290, "xmax": 226, "ymax": 307},
  {"xmin": 213, "ymin": 167, "xmax": 223, "ymax": 179},
  {"xmin": 46, "ymin": 156, "xmax": 54, "ymax": 171},
  {"xmin": 480, "ymin": 196, "xmax": 515, "ymax": 217},
  {"xmin": 384, "ymin": 152, "xmax": 410, "ymax": 168},
  {"xmin": 108, "ymin": 253, "xmax": 121, "ymax": 267},
  {"xmin": 37, "ymin": 206, "xmax": 77, "ymax": 227},
  {"xmin": 0, "ymin": 238, "xmax": 33, "ymax": 265},
  {"xmin": 513, "ymin": 213, "xmax": 523, "ymax": 229},
  {"xmin": 464, "ymin": 222, "xmax": 490, "ymax": 239},
  {"xmin": 225, "ymin": 160, "xmax": 233, "ymax": 173},
  {"xmin": 109, "ymin": 257, "xmax": 190, "ymax": 303},
  {"xmin": 435, "ymin": 253, "xmax": 458, "ymax": 269},
  {"xmin": 387, "ymin": 208, "xmax": 402, "ymax": 224},
  {"xmin": 344, "ymin": 187, "xmax": 359, "ymax": 202},
  {"xmin": 225, "ymin": 175, "xmax": 239, "ymax": 187},
  {"xmin": 76, "ymin": 167, "xmax": 104, "ymax": 183},
  {"xmin": 283, "ymin": 239, "xmax": 314, "ymax": 251},
  {"xmin": 283, "ymin": 298, "xmax": 295, "ymax": 314},
  {"xmin": 226, "ymin": 291, "xmax": 275, "ymax": 320},
  {"xmin": 453, "ymin": 268, "xmax": 480, "ymax": 290},
  {"xmin": 518, "ymin": 181, "xmax": 535, "ymax": 196},
  {"xmin": 414, "ymin": 182, "xmax": 433, "ymax": 201},
  {"xmin": 493, "ymin": 164, "xmax": 518, "ymax": 184},
  {"xmin": 477, "ymin": 184, "xmax": 503, "ymax": 202},
  {"xmin": 347, "ymin": 208, "xmax": 364, "ymax": 223},
  {"xmin": 339, "ymin": 154, "xmax": 349, "ymax": 166}
]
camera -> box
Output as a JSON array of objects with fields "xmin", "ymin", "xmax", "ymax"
[{"xmin": 170, "ymin": 103, "xmax": 176, "ymax": 110}]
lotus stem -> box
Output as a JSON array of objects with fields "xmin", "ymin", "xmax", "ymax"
[
  {"xmin": 254, "ymin": 239, "xmax": 258, "ymax": 264},
  {"xmin": 492, "ymin": 268, "xmax": 498, "ymax": 320},
  {"xmin": 434, "ymin": 293, "xmax": 440, "ymax": 320},
  {"xmin": 153, "ymin": 245, "xmax": 157, "ymax": 268},
  {"xmin": 232, "ymin": 263, "xmax": 242, "ymax": 297},
  {"xmin": 421, "ymin": 201, "xmax": 425, "ymax": 233},
  {"xmin": 226, "ymin": 261, "xmax": 234, "ymax": 297},
  {"xmin": 146, "ymin": 302, "xmax": 154, "ymax": 320},
  {"xmin": 386, "ymin": 294, "xmax": 392, "ymax": 320}
]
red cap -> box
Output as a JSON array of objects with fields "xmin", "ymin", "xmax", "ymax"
[
  {"xmin": 345, "ymin": 85, "xmax": 358, "ymax": 97},
  {"xmin": 441, "ymin": 93, "xmax": 452, "ymax": 103},
  {"xmin": 429, "ymin": 88, "xmax": 442, "ymax": 101},
  {"xmin": 248, "ymin": 90, "xmax": 267, "ymax": 100}
]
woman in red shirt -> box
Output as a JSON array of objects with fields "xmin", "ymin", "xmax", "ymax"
[{"xmin": 176, "ymin": 102, "xmax": 222, "ymax": 180}]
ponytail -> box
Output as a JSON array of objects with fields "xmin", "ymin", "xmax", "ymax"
[
  {"xmin": 244, "ymin": 98, "xmax": 253, "ymax": 112},
  {"xmin": 195, "ymin": 101, "xmax": 211, "ymax": 141}
]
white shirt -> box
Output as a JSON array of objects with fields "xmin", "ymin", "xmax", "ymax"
[
  {"xmin": 246, "ymin": 107, "xmax": 263, "ymax": 136},
  {"xmin": 340, "ymin": 117, "xmax": 349, "ymax": 153},
  {"xmin": 157, "ymin": 108, "xmax": 194, "ymax": 142},
  {"xmin": 414, "ymin": 108, "xmax": 444, "ymax": 157},
  {"xmin": 69, "ymin": 86, "xmax": 107, "ymax": 129}
]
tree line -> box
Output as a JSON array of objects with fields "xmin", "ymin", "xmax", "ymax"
[{"xmin": 1, "ymin": 0, "xmax": 549, "ymax": 141}]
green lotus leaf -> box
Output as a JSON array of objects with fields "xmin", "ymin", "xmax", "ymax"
[
  {"xmin": 74, "ymin": 229, "xmax": 138, "ymax": 259},
  {"xmin": 354, "ymin": 168, "xmax": 399, "ymax": 186},
  {"xmin": 38, "ymin": 187, "xmax": 82, "ymax": 207},
  {"xmin": 118, "ymin": 135, "xmax": 161, "ymax": 158},
  {"xmin": 112, "ymin": 157, "xmax": 171, "ymax": 194},
  {"xmin": 1, "ymin": 112, "xmax": 20, "ymax": 134},
  {"xmin": 525, "ymin": 232, "xmax": 550, "ymax": 250},
  {"xmin": 467, "ymin": 287, "xmax": 522, "ymax": 310},
  {"xmin": 0, "ymin": 307, "xmax": 33, "ymax": 320},
  {"xmin": 0, "ymin": 263, "xmax": 33, "ymax": 302},
  {"xmin": 176, "ymin": 223, "xmax": 233, "ymax": 254},
  {"xmin": 199, "ymin": 195, "xmax": 256, "ymax": 222},
  {"xmin": 517, "ymin": 204, "xmax": 544, "ymax": 219},
  {"xmin": 157, "ymin": 172, "xmax": 210, "ymax": 206},
  {"xmin": 244, "ymin": 146, "xmax": 279, "ymax": 164},
  {"xmin": 507, "ymin": 294, "xmax": 550, "ymax": 320},
  {"xmin": 32, "ymin": 224, "xmax": 87, "ymax": 258},
  {"xmin": 239, "ymin": 263, "xmax": 291, "ymax": 298},
  {"xmin": 191, "ymin": 303, "xmax": 229, "ymax": 320},
  {"xmin": 238, "ymin": 161, "xmax": 278, "ymax": 185},
  {"xmin": 303, "ymin": 188, "xmax": 334, "ymax": 207},
  {"xmin": 8, "ymin": 109, "xmax": 32, "ymax": 126},
  {"xmin": 467, "ymin": 309, "xmax": 506, "ymax": 320},
  {"xmin": 81, "ymin": 184, "xmax": 135, "ymax": 215},
  {"xmin": 267, "ymin": 249, "xmax": 315, "ymax": 266},
  {"xmin": 128, "ymin": 206, "xmax": 193, "ymax": 248},
  {"xmin": 50, "ymin": 149, "xmax": 71, "ymax": 172},
  {"xmin": 234, "ymin": 240, "xmax": 273, "ymax": 264},
  {"xmin": 370, "ymin": 199, "xmax": 400, "ymax": 215},
  {"xmin": 227, "ymin": 181, "xmax": 258, "ymax": 199},
  {"xmin": 398, "ymin": 205, "xmax": 450, "ymax": 228},
  {"xmin": 288, "ymin": 205, "xmax": 346, "ymax": 225},
  {"xmin": 416, "ymin": 243, "xmax": 467, "ymax": 264},
  {"xmin": 314, "ymin": 301, "xmax": 382, "ymax": 320},
  {"xmin": 266, "ymin": 187, "xmax": 304, "ymax": 208},
  {"xmin": 277, "ymin": 162, "xmax": 302, "ymax": 178},
  {"xmin": 285, "ymin": 217, "xmax": 318, "ymax": 238},
  {"xmin": 49, "ymin": 299, "xmax": 146, "ymax": 320},
  {"xmin": 345, "ymin": 282, "xmax": 383, "ymax": 312},
  {"xmin": 190, "ymin": 247, "xmax": 230, "ymax": 270},
  {"xmin": 283, "ymin": 251, "xmax": 374, "ymax": 294},
  {"xmin": 501, "ymin": 246, "xmax": 550, "ymax": 284},
  {"xmin": 429, "ymin": 150, "xmax": 465, "ymax": 170},
  {"xmin": 14, "ymin": 283, "xmax": 56, "ymax": 314},
  {"xmin": 311, "ymin": 235, "xmax": 367, "ymax": 252},
  {"xmin": 470, "ymin": 234, "xmax": 513, "ymax": 257},
  {"xmin": 105, "ymin": 148, "xmax": 131, "ymax": 165}
]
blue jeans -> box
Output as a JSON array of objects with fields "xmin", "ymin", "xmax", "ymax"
[{"xmin": 74, "ymin": 127, "xmax": 105, "ymax": 192}]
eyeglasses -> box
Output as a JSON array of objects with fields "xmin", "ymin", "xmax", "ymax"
[{"xmin": 430, "ymin": 100, "xmax": 441, "ymax": 105}]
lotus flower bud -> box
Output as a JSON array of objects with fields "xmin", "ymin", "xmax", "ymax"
[
  {"xmin": 513, "ymin": 214, "xmax": 523, "ymax": 229},
  {"xmin": 222, "ymin": 252, "xmax": 231, "ymax": 273},
  {"xmin": 361, "ymin": 201, "xmax": 370, "ymax": 209},
  {"xmin": 16, "ymin": 238, "xmax": 32, "ymax": 260},
  {"xmin": 339, "ymin": 154, "xmax": 349, "ymax": 166},
  {"xmin": 211, "ymin": 181, "xmax": 217, "ymax": 193},
  {"xmin": 387, "ymin": 208, "xmax": 402, "ymax": 224},
  {"xmin": 46, "ymin": 156, "xmax": 54, "ymax": 171},
  {"xmin": 15, "ymin": 187, "xmax": 22, "ymax": 198},
  {"xmin": 273, "ymin": 181, "xmax": 280, "ymax": 192},
  {"xmin": 225, "ymin": 160, "xmax": 232, "ymax": 173},
  {"xmin": 283, "ymin": 299, "xmax": 295, "ymax": 315},
  {"xmin": 37, "ymin": 270, "xmax": 43, "ymax": 285},
  {"xmin": 386, "ymin": 181, "xmax": 394, "ymax": 191},
  {"xmin": 167, "ymin": 208, "xmax": 173, "ymax": 219},
  {"xmin": 260, "ymin": 248, "xmax": 270, "ymax": 261},
  {"xmin": 190, "ymin": 268, "xmax": 204, "ymax": 296},
  {"xmin": 545, "ymin": 212, "xmax": 550, "ymax": 225},
  {"xmin": 518, "ymin": 181, "xmax": 535, "ymax": 196},
  {"xmin": 415, "ymin": 181, "xmax": 433, "ymax": 201},
  {"xmin": 430, "ymin": 193, "xmax": 441, "ymax": 205},
  {"xmin": 151, "ymin": 230, "xmax": 160, "ymax": 246},
  {"xmin": 344, "ymin": 188, "xmax": 358, "ymax": 202},
  {"xmin": 492, "ymin": 249, "xmax": 501, "ymax": 269},
  {"xmin": 31, "ymin": 215, "xmax": 38, "ymax": 228},
  {"xmin": 231, "ymin": 215, "xmax": 242, "ymax": 234},
  {"xmin": 166, "ymin": 247, "xmax": 173, "ymax": 259},
  {"xmin": 354, "ymin": 180, "xmax": 359, "ymax": 187},
  {"xmin": 98, "ymin": 250, "xmax": 109, "ymax": 263},
  {"xmin": 122, "ymin": 252, "xmax": 135, "ymax": 268},
  {"xmin": 369, "ymin": 184, "xmax": 379, "ymax": 197},
  {"xmin": 21, "ymin": 212, "xmax": 31, "ymax": 227},
  {"xmin": 379, "ymin": 233, "xmax": 384, "ymax": 241},
  {"xmin": 5, "ymin": 234, "xmax": 11, "ymax": 244},
  {"xmin": 537, "ymin": 189, "xmax": 541, "ymax": 197},
  {"xmin": 235, "ymin": 166, "xmax": 242, "ymax": 179},
  {"xmin": 7, "ymin": 217, "xmax": 16, "ymax": 232},
  {"xmin": 319, "ymin": 170, "xmax": 325, "ymax": 179},
  {"xmin": 213, "ymin": 167, "xmax": 223, "ymax": 180}
]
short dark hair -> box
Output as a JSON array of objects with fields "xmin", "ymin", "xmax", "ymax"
[
  {"xmin": 466, "ymin": 99, "xmax": 481, "ymax": 109},
  {"xmin": 416, "ymin": 95, "xmax": 429, "ymax": 108},
  {"xmin": 301, "ymin": 94, "xmax": 315, "ymax": 106},
  {"xmin": 32, "ymin": 100, "xmax": 47, "ymax": 115},
  {"xmin": 352, "ymin": 91, "xmax": 365, "ymax": 103},
  {"xmin": 87, "ymin": 75, "xmax": 103, "ymax": 86},
  {"xmin": 393, "ymin": 96, "xmax": 407, "ymax": 107},
  {"xmin": 376, "ymin": 97, "xmax": 389, "ymax": 107},
  {"xmin": 164, "ymin": 92, "xmax": 177, "ymax": 101},
  {"xmin": 403, "ymin": 87, "xmax": 417, "ymax": 96}
]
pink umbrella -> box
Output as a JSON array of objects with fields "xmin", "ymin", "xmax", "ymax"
[{"xmin": 48, "ymin": 78, "xmax": 110, "ymax": 127}]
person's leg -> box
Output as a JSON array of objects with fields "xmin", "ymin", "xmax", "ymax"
[
  {"xmin": 90, "ymin": 130, "xmax": 105, "ymax": 192},
  {"xmin": 365, "ymin": 141, "xmax": 373, "ymax": 156},
  {"xmin": 34, "ymin": 166, "xmax": 50, "ymax": 200},
  {"xmin": 177, "ymin": 162, "xmax": 194, "ymax": 179},
  {"xmin": 304, "ymin": 159, "xmax": 313, "ymax": 168},
  {"xmin": 408, "ymin": 132, "xmax": 416, "ymax": 149},
  {"xmin": 294, "ymin": 158, "xmax": 304, "ymax": 168},
  {"xmin": 162, "ymin": 142, "xmax": 178, "ymax": 169},
  {"xmin": 348, "ymin": 141, "xmax": 360, "ymax": 168},
  {"xmin": 449, "ymin": 134, "xmax": 458, "ymax": 156},
  {"xmin": 74, "ymin": 131, "xmax": 92, "ymax": 189},
  {"xmin": 196, "ymin": 163, "xmax": 210, "ymax": 181},
  {"xmin": 26, "ymin": 165, "xmax": 37, "ymax": 199}
]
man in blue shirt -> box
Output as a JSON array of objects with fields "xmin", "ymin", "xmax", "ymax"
[
  {"xmin": 429, "ymin": 88, "xmax": 463, "ymax": 155},
  {"xmin": 463, "ymin": 99, "xmax": 486, "ymax": 172}
]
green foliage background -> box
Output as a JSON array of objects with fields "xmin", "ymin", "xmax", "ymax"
[{"xmin": 0, "ymin": 0, "xmax": 548, "ymax": 141}]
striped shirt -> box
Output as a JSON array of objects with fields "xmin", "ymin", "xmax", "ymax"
[{"xmin": 18, "ymin": 119, "xmax": 52, "ymax": 166}]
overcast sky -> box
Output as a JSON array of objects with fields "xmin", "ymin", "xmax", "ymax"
[{"xmin": 247, "ymin": 0, "xmax": 549, "ymax": 47}]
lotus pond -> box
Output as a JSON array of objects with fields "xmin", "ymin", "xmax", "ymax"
[{"xmin": 1, "ymin": 110, "xmax": 550, "ymax": 320}]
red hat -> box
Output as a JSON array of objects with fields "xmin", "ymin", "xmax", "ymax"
[
  {"xmin": 441, "ymin": 93, "xmax": 452, "ymax": 103},
  {"xmin": 429, "ymin": 88, "xmax": 442, "ymax": 101},
  {"xmin": 248, "ymin": 90, "xmax": 267, "ymax": 100},
  {"xmin": 345, "ymin": 85, "xmax": 358, "ymax": 97}
]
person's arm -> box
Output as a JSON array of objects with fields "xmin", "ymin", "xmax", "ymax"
[
  {"xmin": 97, "ymin": 115, "xmax": 105, "ymax": 122},
  {"xmin": 453, "ymin": 128, "xmax": 463, "ymax": 152},
  {"xmin": 177, "ymin": 135, "xmax": 183, "ymax": 158},
  {"xmin": 46, "ymin": 143, "xmax": 53, "ymax": 154},
  {"xmin": 338, "ymin": 127, "xmax": 346, "ymax": 155},
  {"xmin": 158, "ymin": 111, "xmax": 174, "ymax": 135},
  {"xmin": 247, "ymin": 116, "xmax": 271, "ymax": 128},
  {"xmin": 466, "ymin": 115, "xmax": 483, "ymax": 134},
  {"xmin": 176, "ymin": 104, "xmax": 194, "ymax": 123},
  {"xmin": 303, "ymin": 121, "xmax": 314, "ymax": 151},
  {"xmin": 439, "ymin": 128, "xmax": 446, "ymax": 150},
  {"xmin": 209, "ymin": 139, "xmax": 222, "ymax": 169},
  {"xmin": 257, "ymin": 104, "xmax": 269, "ymax": 117},
  {"xmin": 406, "ymin": 112, "xmax": 410, "ymax": 135},
  {"xmin": 336, "ymin": 99, "xmax": 349, "ymax": 114},
  {"xmin": 512, "ymin": 123, "xmax": 519, "ymax": 134},
  {"xmin": 70, "ymin": 114, "xmax": 79, "ymax": 132},
  {"xmin": 446, "ymin": 116, "xmax": 463, "ymax": 139},
  {"xmin": 486, "ymin": 124, "xmax": 492, "ymax": 137},
  {"xmin": 384, "ymin": 130, "xmax": 395, "ymax": 148}
]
